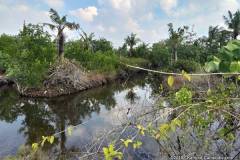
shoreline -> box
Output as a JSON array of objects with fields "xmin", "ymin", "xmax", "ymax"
[{"xmin": 16, "ymin": 68, "xmax": 144, "ymax": 98}]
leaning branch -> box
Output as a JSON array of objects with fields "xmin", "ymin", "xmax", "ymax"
[{"xmin": 121, "ymin": 63, "xmax": 240, "ymax": 76}]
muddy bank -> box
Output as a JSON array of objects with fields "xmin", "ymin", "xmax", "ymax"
[{"xmin": 17, "ymin": 61, "xmax": 143, "ymax": 98}]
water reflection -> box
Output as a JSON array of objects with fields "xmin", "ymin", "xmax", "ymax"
[{"xmin": 0, "ymin": 74, "xmax": 158, "ymax": 157}]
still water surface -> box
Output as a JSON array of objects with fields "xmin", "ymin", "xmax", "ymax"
[{"xmin": 0, "ymin": 74, "xmax": 161, "ymax": 158}]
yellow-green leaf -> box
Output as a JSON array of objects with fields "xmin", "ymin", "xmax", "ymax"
[
  {"xmin": 207, "ymin": 88, "xmax": 212, "ymax": 96},
  {"xmin": 172, "ymin": 119, "xmax": 181, "ymax": 127},
  {"xmin": 182, "ymin": 70, "xmax": 191, "ymax": 81},
  {"xmin": 47, "ymin": 136, "xmax": 54, "ymax": 144},
  {"xmin": 109, "ymin": 144, "xmax": 114, "ymax": 152},
  {"xmin": 121, "ymin": 139, "xmax": 133, "ymax": 148},
  {"xmin": 32, "ymin": 143, "xmax": 39, "ymax": 151},
  {"xmin": 159, "ymin": 84, "xmax": 163, "ymax": 91},
  {"xmin": 238, "ymin": 75, "xmax": 240, "ymax": 80},
  {"xmin": 103, "ymin": 147, "xmax": 109, "ymax": 155},
  {"xmin": 136, "ymin": 124, "xmax": 145, "ymax": 135},
  {"xmin": 67, "ymin": 126, "xmax": 73, "ymax": 136},
  {"xmin": 167, "ymin": 76, "xmax": 174, "ymax": 87},
  {"xmin": 133, "ymin": 141, "xmax": 142, "ymax": 149},
  {"xmin": 41, "ymin": 136, "xmax": 47, "ymax": 147}
]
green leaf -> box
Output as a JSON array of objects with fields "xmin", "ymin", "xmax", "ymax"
[
  {"xmin": 204, "ymin": 58, "xmax": 220, "ymax": 72},
  {"xmin": 230, "ymin": 61, "xmax": 240, "ymax": 72},
  {"xmin": 224, "ymin": 41, "xmax": 239, "ymax": 51},
  {"xmin": 167, "ymin": 76, "xmax": 174, "ymax": 87},
  {"xmin": 133, "ymin": 141, "xmax": 142, "ymax": 149}
]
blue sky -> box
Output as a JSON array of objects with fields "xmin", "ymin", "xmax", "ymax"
[{"xmin": 0, "ymin": 0, "xmax": 239, "ymax": 47}]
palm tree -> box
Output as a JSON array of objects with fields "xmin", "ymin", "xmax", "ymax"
[
  {"xmin": 125, "ymin": 33, "xmax": 140, "ymax": 57},
  {"xmin": 207, "ymin": 26, "xmax": 232, "ymax": 52},
  {"xmin": 167, "ymin": 23, "xmax": 188, "ymax": 63},
  {"xmin": 44, "ymin": 8, "xmax": 79, "ymax": 58},
  {"xmin": 79, "ymin": 29, "xmax": 95, "ymax": 52},
  {"xmin": 223, "ymin": 10, "xmax": 240, "ymax": 39}
]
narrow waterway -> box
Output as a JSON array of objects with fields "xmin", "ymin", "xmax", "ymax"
[{"xmin": 0, "ymin": 74, "xmax": 162, "ymax": 158}]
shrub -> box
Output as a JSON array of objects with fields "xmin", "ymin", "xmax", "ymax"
[
  {"xmin": 205, "ymin": 40, "xmax": 240, "ymax": 72},
  {"xmin": 66, "ymin": 50, "xmax": 119, "ymax": 73},
  {"xmin": 0, "ymin": 24, "xmax": 56, "ymax": 87},
  {"xmin": 170, "ymin": 59, "xmax": 201, "ymax": 73},
  {"xmin": 148, "ymin": 42, "xmax": 170, "ymax": 67}
]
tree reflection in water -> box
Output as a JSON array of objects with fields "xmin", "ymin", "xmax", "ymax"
[{"xmin": 0, "ymin": 75, "xmax": 150, "ymax": 157}]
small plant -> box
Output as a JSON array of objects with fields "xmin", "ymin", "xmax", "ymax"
[
  {"xmin": 103, "ymin": 144, "xmax": 123, "ymax": 160},
  {"xmin": 175, "ymin": 87, "xmax": 192, "ymax": 105}
]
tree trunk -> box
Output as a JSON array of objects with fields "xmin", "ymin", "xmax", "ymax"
[
  {"xmin": 58, "ymin": 32, "xmax": 65, "ymax": 59},
  {"xmin": 174, "ymin": 49, "xmax": 178, "ymax": 62},
  {"xmin": 129, "ymin": 46, "xmax": 133, "ymax": 57},
  {"xmin": 233, "ymin": 30, "xmax": 238, "ymax": 39},
  {"xmin": 173, "ymin": 44, "xmax": 178, "ymax": 63}
]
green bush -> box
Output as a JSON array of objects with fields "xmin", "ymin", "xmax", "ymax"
[
  {"xmin": 170, "ymin": 59, "xmax": 201, "ymax": 73},
  {"xmin": 66, "ymin": 49, "xmax": 119, "ymax": 73},
  {"xmin": 205, "ymin": 40, "xmax": 240, "ymax": 72},
  {"xmin": 148, "ymin": 42, "xmax": 170, "ymax": 67},
  {"xmin": 0, "ymin": 24, "xmax": 56, "ymax": 87}
]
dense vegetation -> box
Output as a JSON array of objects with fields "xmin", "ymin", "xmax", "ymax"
[
  {"xmin": 1, "ymin": 8, "xmax": 240, "ymax": 160},
  {"xmin": 0, "ymin": 8, "xmax": 240, "ymax": 88}
]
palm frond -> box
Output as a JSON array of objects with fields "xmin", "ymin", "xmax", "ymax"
[
  {"xmin": 49, "ymin": 8, "xmax": 61, "ymax": 24},
  {"xmin": 43, "ymin": 23, "xmax": 56, "ymax": 30},
  {"xmin": 65, "ymin": 22, "xmax": 80, "ymax": 30},
  {"xmin": 61, "ymin": 15, "xmax": 67, "ymax": 23},
  {"xmin": 228, "ymin": 11, "xmax": 233, "ymax": 20},
  {"xmin": 89, "ymin": 33, "xmax": 95, "ymax": 39},
  {"xmin": 223, "ymin": 16, "xmax": 230, "ymax": 26}
]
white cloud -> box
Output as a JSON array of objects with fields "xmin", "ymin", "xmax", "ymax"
[
  {"xmin": 110, "ymin": 0, "xmax": 132, "ymax": 11},
  {"xmin": 218, "ymin": 0, "xmax": 239, "ymax": 12},
  {"xmin": 97, "ymin": 25, "xmax": 105, "ymax": 32},
  {"xmin": 141, "ymin": 12, "xmax": 154, "ymax": 21},
  {"xmin": 0, "ymin": 2, "xmax": 49, "ymax": 35},
  {"xmin": 125, "ymin": 18, "xmax": 143, "ymax": 34},
  {"xmin": 159, "ymin": 0, "xmax": 178, "ymax": 15},
  {"xmin": 109, "ymin": 26, "xmax": 116, "ymax": 33},
  {"xmin": 70, "ymin": 6, "xmax": 98, "ymax": 22},
  {"xmin": 43, "ymin": 0, "xmax": 64, "ymax": 9},
  {"xmin": 1, "ymin": 0, "xmax": 240, "ymax": 47},
  {"xmin": 96, "ymin": 25, "xmax": 116, "ymax": 33}
]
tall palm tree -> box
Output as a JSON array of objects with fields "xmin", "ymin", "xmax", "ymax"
[
  {"xmin": 125, "ymin": 33, "xmax": 140, "ymax": 57},
  {"xmin": 44, "ymin": 8, "xmax": 80, "ymax": 58},
  {"xmin": 79, "ymin": 29, "xmax": 95, "ymax": 52},
  {"xmin": 223, "ymin": 10, "xmax": 240, "ymax": 39}
]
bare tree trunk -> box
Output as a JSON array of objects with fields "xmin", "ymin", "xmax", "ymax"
[
  {"xmin": 58, "ymin": 32, "xmax": 65, "ymax": 59},
  {"xmin": 172, "ymin": 44, "xmax": 178, "ymax": 63},
  {"xmin": 174, "ymin": 49, "xmax": 178, "ymax": 62},
  {"xmin": 129, "ymin": 46, "xmax": 133, "ymax": 57}
]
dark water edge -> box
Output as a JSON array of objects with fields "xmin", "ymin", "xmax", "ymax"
[{"xmin": 0, "ymin": 73, "xmax": 162, "ymax": 158}]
